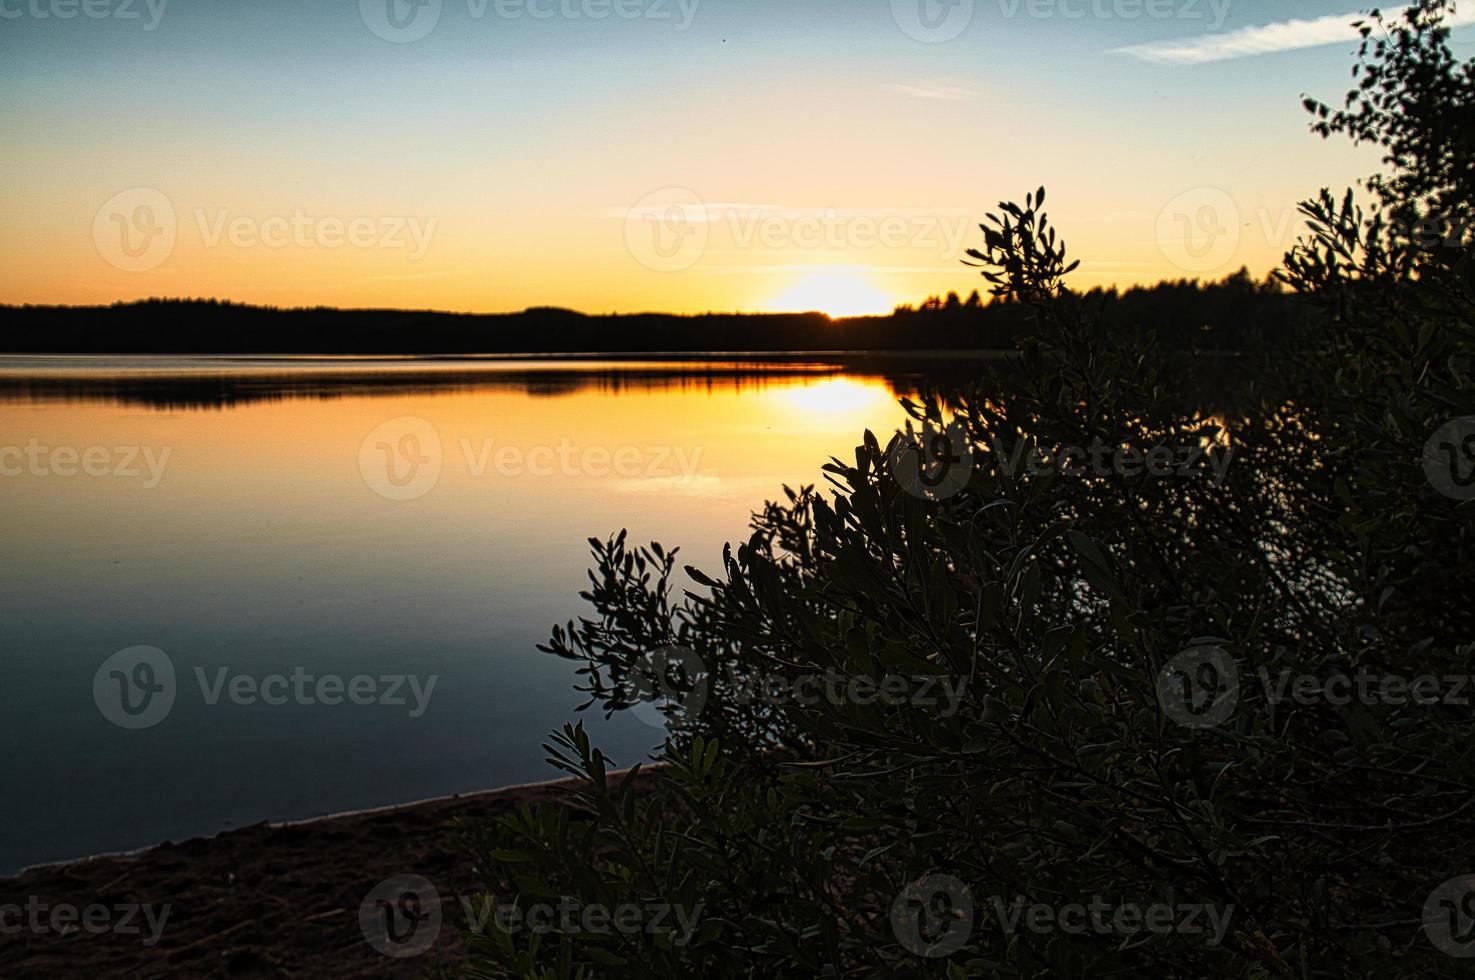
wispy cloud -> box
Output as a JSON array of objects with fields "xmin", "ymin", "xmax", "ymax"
[
  {"xmin": 1115, "ymin": 5, "xmax": 1475, "ymax": 66},
  {"xmin": 604, "ymin": 203, "xmax": 779, "ymax": 224},
  {"xmin": 607, "ymin": 204, "xmax": 973, "ymax": 224},
  {"xmin": 705, "ymin": 263, "xmax": 973, "ymax": 276},
  {"xmin": 885, "ymin": 81, "xmax": 982, "ymax": 102},
  {"xmin": 362, "ymin": 271, "xmax": 457, "ymax": 282}
]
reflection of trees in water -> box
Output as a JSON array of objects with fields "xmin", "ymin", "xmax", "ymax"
[{"xmin": 0, "ymin": 358, "xmax": 1004, "ymax": 412}]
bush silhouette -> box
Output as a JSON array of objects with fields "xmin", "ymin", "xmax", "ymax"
[{"xmin": 449, "ymin": 4, "xmax": 1475, "ymax": 976}]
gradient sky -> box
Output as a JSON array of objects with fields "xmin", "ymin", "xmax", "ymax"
[{"xmin": 2, "ymin": 0, "xmax": 1469, "ymax": 314}]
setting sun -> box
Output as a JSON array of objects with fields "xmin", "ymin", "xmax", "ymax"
[{"xmin": 767, "ymin": 271, "xmax": 898, "ymax": 319}]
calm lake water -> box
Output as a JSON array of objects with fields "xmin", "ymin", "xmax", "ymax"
[{"xmin": 0, "ymin": 355, "xmax": 962, "ymax": 874}]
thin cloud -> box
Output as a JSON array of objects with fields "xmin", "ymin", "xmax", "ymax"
[
  {"xmin": 885, "ymin": 82, "xmax": 981, "ymax": 101},
  {"xmin": 706, "ymin": 264, "xmax": 974, "ymax": 276},
  {"xmin": 603, "ymin": 203, "xmax": 779, "ymax": 223},
  {"xmin": 607, "ymin": 204, "xmax": 973, "ymax": 223},
  {"xmin": 1115, "ymin": 5, "xmax": 1475, "ymax": 65},
  {"xmin": 362, "ymin": 271, "xmax": 456, "ymax": 282}
]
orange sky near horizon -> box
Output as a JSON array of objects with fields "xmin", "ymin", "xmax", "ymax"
[{"xmin": 0, "ymin": 1, "xmax": 1425, "ymax": 317}]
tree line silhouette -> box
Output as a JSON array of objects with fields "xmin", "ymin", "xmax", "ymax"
[{"xmin": 0, "ymin": 269, "xmax": 1301, "ymax": 355}]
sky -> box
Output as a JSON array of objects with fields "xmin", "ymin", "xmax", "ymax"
[{"xmin": 2, "ymin": 0, "xmax": 1470, "ymax": 315}]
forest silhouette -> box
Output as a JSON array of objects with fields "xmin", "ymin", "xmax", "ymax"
[{"xmin": 0, "ymin": 268, "xmax": 1299, "ymax": 355}]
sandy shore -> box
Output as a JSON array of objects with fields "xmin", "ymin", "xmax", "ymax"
[{"xmin": 0, "ymin": 774, "xmax": 630, "ymax": 979}]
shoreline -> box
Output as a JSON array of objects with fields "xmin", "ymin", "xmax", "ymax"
[
  {"xmin": 9, "ymin": 771, "xmax": 604, "ymax": 879},
  {"xmin": 0, "ymin": 770, "xmax": 648, "ymax": 979}
]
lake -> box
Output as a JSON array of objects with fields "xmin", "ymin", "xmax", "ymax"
[{"xmin": 0, "ymin": 355, "xmax": 967, "ymax": 874}]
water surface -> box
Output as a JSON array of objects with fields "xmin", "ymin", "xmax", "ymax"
[{"xmin": 0, "ymin": 356, "xmax": 944, "ymax": 873}]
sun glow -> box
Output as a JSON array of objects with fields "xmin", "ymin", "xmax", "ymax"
[
  {"xmin": 767, "ymin": 271, "xmax": 897, "ymax": 319},
  {"xmin": 777, "ymin": 377, "xmax": 896, "ymax": 416}
]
